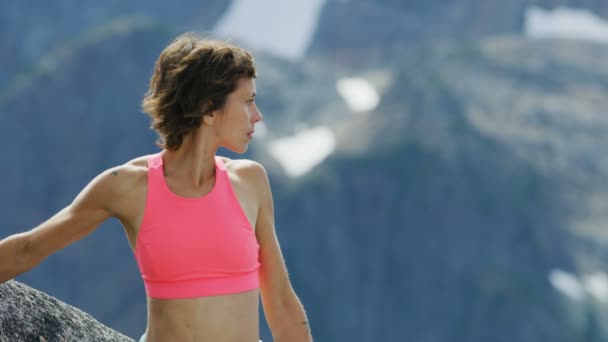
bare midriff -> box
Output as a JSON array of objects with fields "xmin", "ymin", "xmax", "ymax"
[{"xmin": 144, "ymin": 288, "xmax": 260, "ymax": 342}]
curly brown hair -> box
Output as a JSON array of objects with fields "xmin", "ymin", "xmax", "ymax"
[{"xmin": 142, "ymin": 33, "xmax": 257, "ymax": 150}]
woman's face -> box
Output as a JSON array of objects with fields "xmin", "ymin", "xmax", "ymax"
[{"xmin": 214, "ymin": 77, "xmax": 263, "ymax": 153}]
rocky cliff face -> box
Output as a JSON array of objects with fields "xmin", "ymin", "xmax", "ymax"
[{"xmin": 0, "ymin": 280, "xmax": 134, "ymax": 342}]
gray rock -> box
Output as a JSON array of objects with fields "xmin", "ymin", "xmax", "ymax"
[{"xmin": 0, "ymin": 280, "xmax": 134, "ymax": 342}]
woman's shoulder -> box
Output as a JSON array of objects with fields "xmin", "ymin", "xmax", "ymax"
[
  {"xmin": 218, "ymin": 156, "xmax": 269, "ymax": 187},
  {"xmin": 218, "ymin": 156, "xmax": 266, "ymax": 175},
  {"xmin": 74, "ymin": 155, "xmax": 151, "ymax": 216},
  {"xmin": 96, "ymin": 155, "xmax": 151, "ymax": 195},
  {"xmin": 124, "ymin": 154, "xmax": 153, "ymax": 169},
  {"xmin": 112, "ymin": 155, "xmax": 150, "ymax": 178}
]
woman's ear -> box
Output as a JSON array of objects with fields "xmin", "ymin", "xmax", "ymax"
[
  {"xmin": 203, "ymin": 111, "xmax": 216, "ymax": 126},
  {"xmin": 201, "ymin": 101, "xmax": 216, "ymax": 125}
]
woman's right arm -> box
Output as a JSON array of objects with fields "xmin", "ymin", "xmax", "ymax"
[{"xmin": 0, "ymin": 166, "xmax": 131, "ymax": 283}]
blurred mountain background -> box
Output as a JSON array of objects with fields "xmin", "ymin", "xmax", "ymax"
[{"xmin": 2, "ymin": 0, "xmax": 608, "ymax": 341}]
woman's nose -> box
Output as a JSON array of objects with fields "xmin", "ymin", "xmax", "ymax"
[{"xmin": 254, "ymin": 106, "xmax": 263, "ymax": 122}]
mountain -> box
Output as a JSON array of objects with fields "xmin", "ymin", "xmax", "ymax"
[{"xmin": 283, "ymin": 35, "xmax": 608, "ymax": 341}]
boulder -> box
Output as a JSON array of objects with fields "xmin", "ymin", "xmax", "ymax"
[{"xmin": 0, "ymin": 280, "xmax": 133, "ymax": 342}]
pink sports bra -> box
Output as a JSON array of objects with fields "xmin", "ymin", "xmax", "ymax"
[{"xmin": 133, "ymin": 152, "xmax": 260, "ymax": 299}]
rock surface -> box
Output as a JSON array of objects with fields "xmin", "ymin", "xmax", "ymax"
[{"xmin": 0, "ymin": 280, "xmax": 134, "ymax": 342}]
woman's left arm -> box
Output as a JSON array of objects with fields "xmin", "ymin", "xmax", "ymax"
[{"xmin": 249, "ymin": 162, "xmax": 312, "ymax": 342}]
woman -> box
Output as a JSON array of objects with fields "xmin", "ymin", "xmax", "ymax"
[{"xmin": 0, "ymin": 33, "xmax": 312, "ymax": 342}]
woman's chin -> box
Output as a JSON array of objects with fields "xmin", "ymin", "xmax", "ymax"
[{"xmin": 225, "ymin": 144, "xmax": 248, "ymax": 154}]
